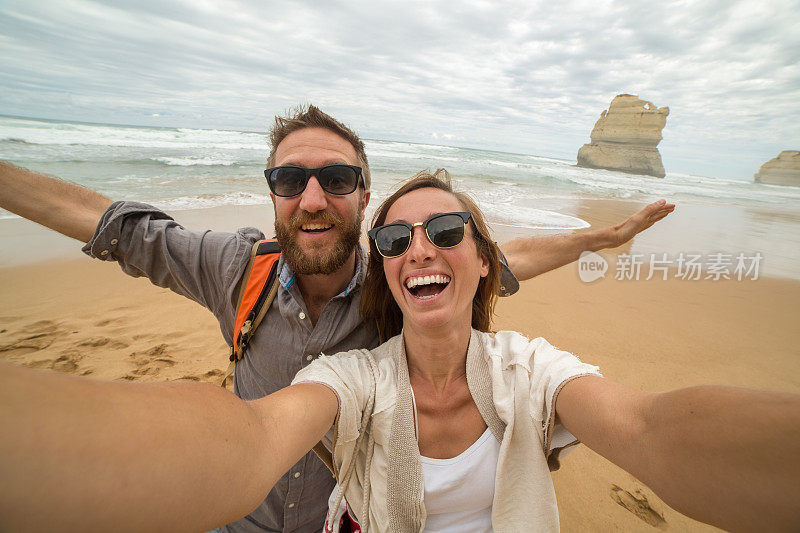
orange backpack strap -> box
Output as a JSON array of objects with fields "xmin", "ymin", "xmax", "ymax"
[{"xmin": 220, "ymin": 239, "xmax": 281, "ymax": 387}]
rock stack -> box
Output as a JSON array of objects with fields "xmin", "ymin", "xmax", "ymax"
[
  {"xmin": 577, "ymin": 94, "xmax": 669, "ymax": 178},
  {"xmin": 754, "ymin": 151, "xmax": 800, "ymax": 187}
]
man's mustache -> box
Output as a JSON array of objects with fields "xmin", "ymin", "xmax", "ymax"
[{"xmin": 286, "ymin": 210, "xmax": 344, "ymax": 231}]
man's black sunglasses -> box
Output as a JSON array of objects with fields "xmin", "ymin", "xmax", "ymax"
[
  {"xmin": 368, "ymin": 212, "xmax": 473, "ymax": 258},
  {"xmin": 264, "ymin": 164, "xmax": 363, "ymax": 197}
]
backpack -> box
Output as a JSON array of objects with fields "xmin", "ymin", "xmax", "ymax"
[
  {"xmin": 220, "ymin": 239, "xmax": 281, "ymax": 387},
  {"xmin": 219, "ymin": 238, "xmax": 358, "ymax": 475}
]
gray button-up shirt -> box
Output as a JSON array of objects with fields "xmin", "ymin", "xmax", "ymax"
[{"xmin": 83, "ymin": 201, "xmax": 380, "ymax": 532}]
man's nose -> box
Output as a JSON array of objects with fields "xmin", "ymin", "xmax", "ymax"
[
  {"xmin": 407, "ymin": 226, "xmax": 434, "ymax": 263},
  {"xmin": 298, "ymin": 175, "xmax": 328, "ymax": 213}
]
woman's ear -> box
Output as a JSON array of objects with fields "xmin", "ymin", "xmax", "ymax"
[{"xmin": 480, "ymin": 252, "xmax": 490, "ymax": 278}]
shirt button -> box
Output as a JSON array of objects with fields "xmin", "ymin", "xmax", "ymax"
[
  {"xmin": 100, "ymin": 250, "xmax": 109, "ymax": 256},
  {"xmin": 288, "ymin": 503, "xmax": 295, "ymax": 509},
  {"xmin": 306, "ymin": 354, "xmax": 313, "ymax": 361},
  {"xmin": 110, "ymin": 239, "xmax": 118, "ymax": 245},
  {"xmin": 299, "ymin": 312, "xmax": 306, "ymax": 320},
  {"xmin": 293, "ymin": 472, "xmax": 301, "ymax": 478}
]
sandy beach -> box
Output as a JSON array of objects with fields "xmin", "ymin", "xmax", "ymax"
[{"xmin": 2, "ymin": 201, "xmax": 799, "ymax": 532}]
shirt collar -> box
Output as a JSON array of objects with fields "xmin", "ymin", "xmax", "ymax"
[{"xmin": 279, "ymin": 243, "xmax": 368, "ymax": 298}]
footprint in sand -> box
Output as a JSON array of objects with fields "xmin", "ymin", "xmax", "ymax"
[
  {"xmin": 610, "ymin": 484, "xmax": 667, "ymax": 529},
  {"xmin": 22, "ymin": 351, "xmax": 84, "ymax": 374},
  {"xmin": 177, "ymin": 369, "xmax": 225, "ymax": 382},
  {"xmin": 78, "ymin": 337, "xmax": 111, "ymax": 347},
  {"xmin": 52, "ymin": 352, "xmax": 83, "ymax": 373},
  {"xmin": 77, "ymin": 336, "xmax": 130, "ymax": 349},
  {"xmin": 111, "ymin": 305, "xmax": 139, "ymax": 312},
  {"xmin": 21, "ymin": 320, "xmax": 61, "ymax": 335},
  {"xmin": 0, "ymin": 334, "xmax": 54, "ymax": 355},
  {"xmin": 0, "ymin": 320, "xmax": 66, "ymax": 356},
  {"xmin": 125, "ymin": 344, "xmax": 176, "ymax": 378}
]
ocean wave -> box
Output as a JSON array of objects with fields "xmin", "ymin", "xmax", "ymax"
[
  {"xmin": 487, "ymin": 206, "xmax": 590, "ymax": 230},
  {"xmin": 0, "ymin": 118, "xmax": 267, "ymax": 151},
  {"xmin": 537, "ymin": 166, "xmax": 800, "ymax": 205},
  {"xmin": 153, "ymin": 156, "xmax": 239, "ymax": 166},
  {"xmin": 484, "ymin": 159, "xmax": 520, "ymax": 169},
  {"xmin": 523, "ymin": 155, "xmax": 574, "ymax": 165},
  {"xmin": 153, "ymin": 192, "xmax": 270, "ymax": 210},
  {"xmin": 4, "ymin": 116, "xmax": 799, "ymax": 211},
  {"xmin": 366, "ymin": 149, "xmax": 460, "ymax": 162},
  {"xmin": 366, "ymin": 140, "xmax": 459, "ymax": 152}
]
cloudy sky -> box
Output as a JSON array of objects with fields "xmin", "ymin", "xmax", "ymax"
[{"xmin": 1, "ymin": 0, "xmax": 798, "ymax": 180}]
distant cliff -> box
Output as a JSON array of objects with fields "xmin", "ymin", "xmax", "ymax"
[
  {"xmin": 577, "ymin": 94, "xmax": 669, "ymax": 178},
  {"xmin": 754, "ymin": 151, "xmax": 800, "ymax": 187}
]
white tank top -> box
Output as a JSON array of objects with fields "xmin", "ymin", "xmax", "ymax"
[{"xmin": 420, "ymin": 427, "xmax": 500, "ymax": 532}]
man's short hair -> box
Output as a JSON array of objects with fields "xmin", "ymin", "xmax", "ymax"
[{"xmin": 268, "ymin": 104, "xmax": 371, "ymax": 190}]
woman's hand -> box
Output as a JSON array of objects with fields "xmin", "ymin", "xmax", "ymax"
[
  {"xmin": 556, "ymin": 375, "xmax": 800, "ymax": 531},
  {"xmin": 0, "ymin": 362, "xmax": 338, "ymax": 531}
]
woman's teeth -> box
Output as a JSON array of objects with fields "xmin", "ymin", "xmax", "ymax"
[
  {"xmin": 405, "ymin": 274, "xmax": 451, "ymax": 289},
  {"xmin": 405, "ymin": 275, "xmax": 451, "ymax": 299}
]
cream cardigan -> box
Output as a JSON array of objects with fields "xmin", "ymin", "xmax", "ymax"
[{"xmin": 292, "ymin": 329, "xmax": 601, "ymax": 533}]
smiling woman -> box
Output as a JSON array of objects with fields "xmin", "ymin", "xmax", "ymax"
[
  {"xmin": 293, "ymin": 170, "xmax": 601, "ymax": 531},
  {"xmin": 362, "ymin": 170, "xmax": 499, "ymax": 342},
  {"xmin": 1, "ymin": 170, "xmax": 799, "ymax": 532}
]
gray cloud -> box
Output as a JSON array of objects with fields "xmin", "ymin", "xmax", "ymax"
[{"xmin": 1, "ymin": 0, "xmax": 798, "ymax": 179}]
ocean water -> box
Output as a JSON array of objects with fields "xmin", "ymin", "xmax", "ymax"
[{"xmin": 2, "ymin": 115, "xmax": 799, "ymax": 279}]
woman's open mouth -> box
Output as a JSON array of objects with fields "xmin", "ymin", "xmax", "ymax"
[{"xmin": 404, "ymin": 274, "xmax": 451, "ymax": 300}]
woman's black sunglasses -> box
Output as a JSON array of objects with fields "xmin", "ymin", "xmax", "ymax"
[
  {"xmin": 368, "ymin": 212, "xmax": 473, "ymax": 258},
  {"xmin": 264, "ymin": 164, "xmax": 363, "ymax": 197}
]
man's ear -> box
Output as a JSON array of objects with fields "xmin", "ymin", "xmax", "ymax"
[
  {"xmin": 360, "ymin": 190, "xmax": 371, "ymax": 222},
  {"xmin": 269, "ymin": 193, "xmax": 278, "ymax": 220}
]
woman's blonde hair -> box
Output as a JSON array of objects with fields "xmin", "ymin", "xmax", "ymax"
[{"xmin": 360, "ymin": 169, "xmax": 500, "ymax": 340}]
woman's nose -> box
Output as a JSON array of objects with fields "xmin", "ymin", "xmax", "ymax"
[{"xmin": 406, "ymin": 226, "xmax": 434, "ymax": 263}]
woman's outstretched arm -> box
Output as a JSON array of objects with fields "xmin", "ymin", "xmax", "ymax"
[
  {"xmin": 501, "ymin": 199, "xmax": 674, "ymax": 281},
  {"xmin": 0, "ymin": 361, "xmax": 337, "ymax": 532},
  {"xmin": 555, "ymin": 376, "xmax": 800, "ymax": 532}
]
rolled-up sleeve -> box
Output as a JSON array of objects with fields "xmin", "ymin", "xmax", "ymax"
[
  {"xmin": 82, "ymin": 201, "xmax": 263, "ymax": 327},
  {"xmin": 486, "ymin": 331, "xmax": 601, "ymax": 470},
  {"xmin": 529, "ymin": 337, "xmax": 601, "ymax": 469},
  {"xmin": 292, "ymin": 350, "xmax": 376, "ymax": 478}
]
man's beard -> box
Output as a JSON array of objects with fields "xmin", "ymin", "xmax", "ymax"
[{"xmin": 274, "ymin": 206, "xmax": 362, "ymax": 275}]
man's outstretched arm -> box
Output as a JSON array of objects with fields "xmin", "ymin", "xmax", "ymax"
[
  {"xmin": 501, "ymin": 199, "xmax": 675, "ymax": 281},
  {"xmin": 0, "ymin": 161, "xmax": 112, "ymax": 242}
]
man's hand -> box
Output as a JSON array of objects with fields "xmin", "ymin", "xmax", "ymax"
[
  {"xmin": 607, "ymin": 199, "xmax": 675, "ymax": 248},
  {"xmin": 501, "ymin": 199, "xmax": 675, "ymax": 281}
]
